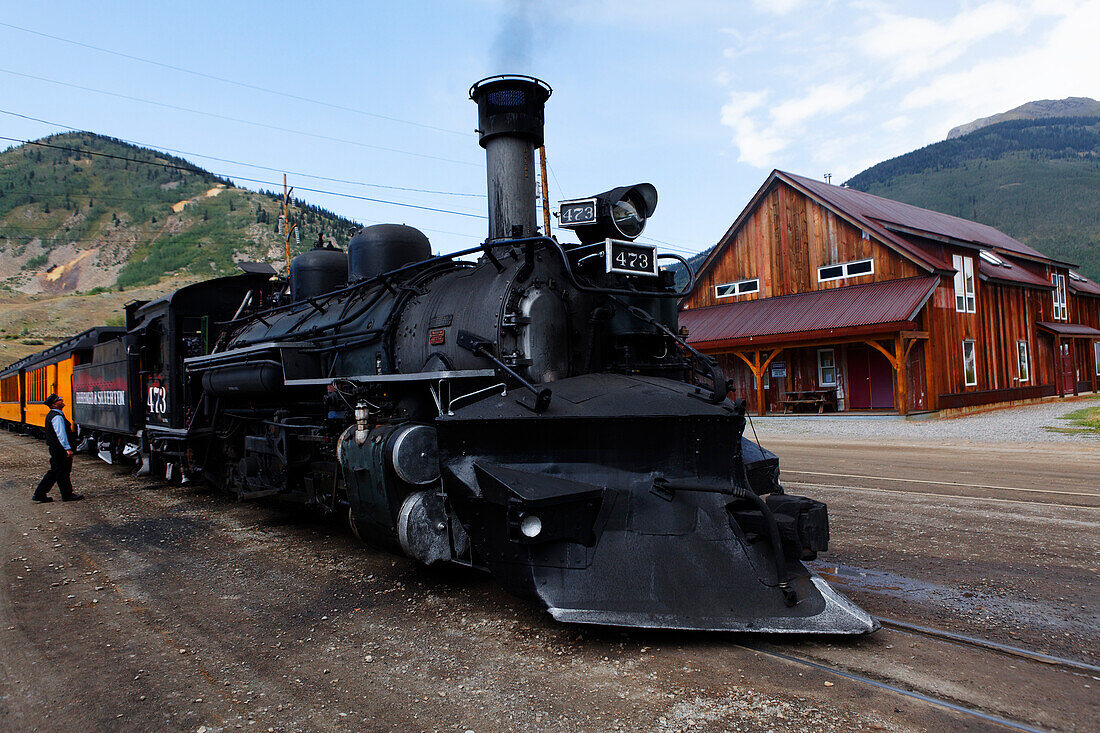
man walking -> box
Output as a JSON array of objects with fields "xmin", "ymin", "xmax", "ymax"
[{"xmin": 32, "ymin": 393, "xmax": 84, "ymax": 503}]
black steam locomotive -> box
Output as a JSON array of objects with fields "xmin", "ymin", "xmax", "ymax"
[{"xmin": 4, "ymin": 77, "xmax": 874, "ymax": 633}]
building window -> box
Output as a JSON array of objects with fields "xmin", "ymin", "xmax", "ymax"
[
  {"xmin": 715, "ymin": 278, "xmax": 760, "ymax": 299},
  {"xmin": 962, "ymin": 340, "xmax": 977, "ymax": 387},
  {"xmin": 979, "ymin": 249, "xmax": 1005, "ymax": 266},
  {"xmin": 1095, "ymin": 342, "xmax": 1100, "ymax": 377},
  {"xmin": 1017, "ymin": 340, "xmax": 1030, "ymax": 383},
  {"xmin": 817, "ymin": 348, "xmax": 837, "ymax": 387},
  {"xmin": 817, "ymin": 258, "xmax": 874, "ymax": 283},
  {"xmin": 953, "ymin": 254, "xmax": 976, "ymax": 313},
  {"xmin": 1052, "ymin": 273, "xmax": 1068, "ymax": 320}
]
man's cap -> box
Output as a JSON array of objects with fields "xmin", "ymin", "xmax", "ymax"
[{"xmin": 45, "ymin": 393, "xmax": 62, "ymax": 407}]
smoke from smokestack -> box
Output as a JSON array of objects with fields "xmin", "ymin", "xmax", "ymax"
[{"xmin": 492, "ymin": 0, "xmax": 535, "ymax": 72}]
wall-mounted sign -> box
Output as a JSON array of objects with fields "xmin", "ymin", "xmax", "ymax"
[{"xmin": 770, "ymin": 361, "xmax": 787, "ymax": 378}]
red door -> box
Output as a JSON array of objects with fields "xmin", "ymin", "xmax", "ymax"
[
  {"xmin": 847, "ymin": 346, "xmax": 895, "ymax": 410},
  {"xmin": 906, "ymin": 344, "xmax": 927, "ymax": 411},
  {"xmin": 1061, "ymin": 342, "xmax": 1076, "ymax": 395},
  {"xmin": 848, "ymin": 348, "xmax": 871, "ymax": 409}
]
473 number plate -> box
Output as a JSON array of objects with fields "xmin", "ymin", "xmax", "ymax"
[
  {"xmin": 605, "ymin": 239, "xmax": 658, "ymax": 277},
  {"xmin": 558, "ymin": 198, "xmax": 598, "ymax": 227}
]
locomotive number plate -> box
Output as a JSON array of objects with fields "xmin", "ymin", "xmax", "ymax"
[
  {"xmin": 558, "ymin": 198, "xmax": 597, "ymax": 227},
  {"xmin": 605, "ymin": 239, "xmax": 658, "ymax": 277}
]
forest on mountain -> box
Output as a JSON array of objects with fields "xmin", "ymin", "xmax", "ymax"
[
  {"xmin": 0, "ymin": 132, "xmax": 360, "ymax": 295},
  {"xmin": 845, "ymin": 116, "xmax": 1100, "ymax": 279}
]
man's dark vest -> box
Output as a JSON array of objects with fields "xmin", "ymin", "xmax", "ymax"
[{"xmin": 45, "ymin": 408, "xmax": 76, "ymax": 454}]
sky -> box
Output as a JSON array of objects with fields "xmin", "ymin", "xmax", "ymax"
[{"xmin": 1, "ymin": 0, "xmax": 1098, "ymax": 261}]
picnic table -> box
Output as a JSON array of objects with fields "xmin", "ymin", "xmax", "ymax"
[{"xmin": 779, "ymin": 388, "xmax": 837, "ymax": 414}]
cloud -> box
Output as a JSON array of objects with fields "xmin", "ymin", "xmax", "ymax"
[
  {"xmin": 770, "ymin": 81, "xmax": 870, "ymax": 128},
  {"xmin": 721, "ymin": 90, "xmax": 789, "ymax": 166},
  {"xmin": 717, "ymin": 0, "xmax": 1100, "ymax": 175},
  {"xmin": 901, "ymin": 0, "xmax": 1100, "ymax": 120},
  {"xmin": 722, "ymin": 80, "xmax": 869, "ymax": 166},
  {"xmin": 859, "ymin": 1, "xmax": 1031, "ymax": 80},
  {"xmin": 752, "ymin": 0, "xmax": 806, "ymax": 15}
]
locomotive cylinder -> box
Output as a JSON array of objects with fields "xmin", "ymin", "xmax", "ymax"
[{"xmin": 469, "ymin": 76, "xmax": 552, "ymax": 241}]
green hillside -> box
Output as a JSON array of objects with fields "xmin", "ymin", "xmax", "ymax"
[
  {"xmin": 845, "ymin": 116, "xmax": 1100, "ymax": 280},
  {"xmin": 0, "ymin": 132, "xmax": 360, "ymax": 295}
]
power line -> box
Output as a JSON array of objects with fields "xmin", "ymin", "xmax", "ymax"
[
  {"xmin": 0, "ymin": 68, "xmax": 479, "ymax": 167},
  {"xmin": 0, "ymin": 21, "xmax": 469, "ymax": 137},
  {"xmin": 637, "ymin": 234, "xmax": 708, "ymax": 256},
  {"xmin": 0, "ymin": 135, "xmax": 489, "ymax": 220},
  {"xmin": 0, "ymin": 109, "xmax": 484, "ymax": 198}
]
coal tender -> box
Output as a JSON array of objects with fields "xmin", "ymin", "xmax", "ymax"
[{"xmin": 185, "ymin": 76, "xmax": 874, "ymax": 633}]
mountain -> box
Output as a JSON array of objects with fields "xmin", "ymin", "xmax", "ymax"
[
  {"xmin": 670, "ymin": 247, "xmax": 712, "ymax": 291},
  {"xmin": 0, "ymin": 132, "xmax": 360, "ymax": 297},
  {"xmin": 947, "ymin": 97, "xmax": 1100, "ymax": 139},
  {"xmin": 844, "ymin": 115, "xmax": 1100, "ymax": 280}
]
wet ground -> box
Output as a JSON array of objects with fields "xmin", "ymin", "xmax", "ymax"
[{"xmin": 2, "ymin": 429, "xmax": 1098, "ymax": 732}]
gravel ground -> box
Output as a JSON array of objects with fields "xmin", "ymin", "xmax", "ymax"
[{"xmin": 749, "ymin": 396, "xmax": 1100, "ymax": 444}]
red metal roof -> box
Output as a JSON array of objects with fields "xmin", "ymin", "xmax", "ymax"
[
  {"xmin": 978, "ymin": 254, "xmax": 1054, "ymax": 289},
  {"xmin": 783, "ymin": 172, "xmax": 1058, "ymax": 263},
  {"xmin": 1036, "ymin": 322, "xmax": 1100, "ymax": 338},
  {"xmin": 681, "ymin": 276, "xmax": 939, "ymax": 348},
  {"xmin": 1069, "ymin": 271, "xmax": 1100, "ymax": 297}
]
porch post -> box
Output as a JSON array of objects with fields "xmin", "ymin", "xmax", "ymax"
[
  {"xmin": 895, "ymin": 334, "xmax": 909, "ymax": 416},
  {"xmin": 755, "ymin": 351, "xmax": 767, "ymax": 417},
  {"xmin": 1073, "ymin": 340, "xmax": 1080, "ymax": 396},
  {"xmin": 1092, "ymin": 339, "xmax": 1098, "ymax": 395},
  {"xmin": 1056, "ymin": 336, "xmax": 1064, "ymax": 398}
]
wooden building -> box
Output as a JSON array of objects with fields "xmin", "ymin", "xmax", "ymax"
[{"xmin": 679, "ymin": 171, "xmax": 1100, "ymax": 415}]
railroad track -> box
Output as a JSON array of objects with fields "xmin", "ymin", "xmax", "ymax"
[
  {"xmin": 764, "ymin": 465, "xmax": 1098, "ymax": 729},
  {"xmin": 736, "ymin": 606, "xmax": 1099, "ymax": 732},
  {"xmin": 736, "ymin": 641, "xmax": 1050, "ymax": 733},
  {"xmin": 783, "ymin": 473, "xmax": 1100, "ymax": 510},
  {"xmin": 876, "ymin": 616, "xmax": 1100, "ymax": 676}
]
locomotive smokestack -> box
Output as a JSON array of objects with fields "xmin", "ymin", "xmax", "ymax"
[{"xmin": 470, "ymin": 75, "xmax": 552, "ymax": 241}]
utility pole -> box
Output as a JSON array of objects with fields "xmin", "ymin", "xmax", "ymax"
[
  {"xmin": 280, "ymin": 174, "xmax": 299, "ymax": 272},
  {"xmin": 538, "ymin": 146, "xmax": 552, "ymax": 236}
]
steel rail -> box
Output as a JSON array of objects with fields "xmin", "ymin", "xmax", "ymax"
[
  {"xmin": 736, "ymin": 643, "xmax": 1048, "ymax": 733},
  {"xmin": 786, "ymin": 480, "xmax": 1099, "ymax": 510},
  {"xmin": 782, "ymin": 469, "xmax": 1099, "ymax": 499},
  {"xmin": 876, "ymin": 617, "xmax": 1100, "ymax": 676}
]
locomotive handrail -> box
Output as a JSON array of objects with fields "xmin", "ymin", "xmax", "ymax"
[
  {"xmin": 184, "ymin": 341, "xmax": 313, "ymax": 369},
  {"xmin": 457, "ymin": 330, "xmax": 552, "ymax": 413}
]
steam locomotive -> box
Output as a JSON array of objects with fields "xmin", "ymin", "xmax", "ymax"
[{"xmin": 1, "ymin": 76, "xmax": 874, "ymax": 633}]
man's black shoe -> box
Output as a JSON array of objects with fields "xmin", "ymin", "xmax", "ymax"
[
  {"xmin": 32, "ymin": 495, "xmax": 54, "ymax": 503},
  {"xmin": 61, "ymin": 494, "xmax": 85, "ymax": 502}
]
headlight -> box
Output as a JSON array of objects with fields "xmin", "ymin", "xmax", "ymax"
[
  {"xmin": 520, "ymin": 514, "xmax": 543, "ymax": 538},
  {"xmin": 611, "ymin": 196, "xmax": 645, "ymax": 238},
  {"xmin": 558, "ymin": 183, "xmax": 657, "ymax": 244}
]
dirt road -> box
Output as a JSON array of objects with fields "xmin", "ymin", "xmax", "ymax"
[{"xmin": 2, "ymin": 429, "xmax": 1097, "ymax": 732}]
